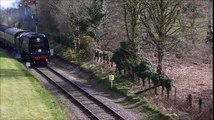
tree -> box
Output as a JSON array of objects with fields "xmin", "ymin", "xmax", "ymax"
[
  {"xmin": 140, "ymin": 0, "xmax": 181, "ymax": 74},
  {"xmin": 180, "ymin": 0, "xmax": 204, "ymax": 45},
  {"xmin": 205, "ymin": 0, "xmax": 213, "ymax": 44},
  {"xmin": 112, "ymin": 42, "xmax": 136, "ymax": 74},
  {"xmin": 52, "ymin": 0, "xmax": 91, "ymax": 51},
  {"xmin": 38, "ymin": 0, "xmax": 59, "ymax": 35},
  {"xmin": 88, "ymin": 0, "xmax": 106, "ymax": 44},
  {"xmin": 122, "ymin": 0, "xmax": 145, "ymax": 57}
]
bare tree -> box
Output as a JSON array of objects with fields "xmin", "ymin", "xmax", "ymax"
[
  {"xmin": 122, "ymin": 0, "xmax": 145, "ymax": 57},
  {"xmin": 140, "ymin": 0, "xmax": 181, "ymax": 74},
  {"xmin": 205, "ymin": 0, "xmax": 213, "ymax": 43}
]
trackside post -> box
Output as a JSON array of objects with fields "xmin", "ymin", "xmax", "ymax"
[
  {"xmin": 109, "ymin": 74, "xmax": 114, "ymax": 89},
  {"xmin": 26, "ymin": 62, "xmax": 31, "ymax": 70},
  {"xmin": 50, "ymin": 49, "xmax": 54, "ymax": 56}
]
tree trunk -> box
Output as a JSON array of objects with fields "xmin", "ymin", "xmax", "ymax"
[
  {"xmin": 75, "ymin": 27, "xmax": 80, "ymax": 51},
  {"xmin": 123, "ymin": 3, "xmax": 130, "ymax": 41},
  {"xmin": 142, "ymin": 78, "xmax": 145, "ymax": 86},
  {"xmin": 167, "ymin": 90, "xmax": 170, "ymax": 98},
  {"xmin": 148, "ymin": 79, "xmax": 151, "ymax": 87},
  {"xmin": 157, "ymin": 44, "xmax": 164, "ymax": 74},
  {"xmin": 191, "ymin": 0, "xmax": 196, "ymax": 44},
  {"xmin": 161, "ymin": 85, "xmax": 164, "ymax": 96}
]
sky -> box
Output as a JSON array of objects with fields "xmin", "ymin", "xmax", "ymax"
[{"xmin": 0, "ymin": 0, "xmax": 20, "ymax": 9}]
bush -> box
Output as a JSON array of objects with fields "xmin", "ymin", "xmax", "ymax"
[
  {"xmin": 52, "ymin": 42, "xmax": 82, "ymax": 63},
  {"xmin": 52, "ymin": 34, "xmax": 75, "ymax": 48},
  {"xmin": 80, "ymin": 36, "xmax": 94, "ymax": 50},
  {"xmin": 134, "ymin": 60, "xmax": 153, "ymax": 80},
  {"xmin": 112, "ymin": 42, "xmax": 137, "ymax": 74},
  {"xmin": 80, "ymin": 36, "xmax": 97, "ymax": 60},
  {"xmin": 62, "ymin": 48, "xmax": 76, "ymax": 61}
]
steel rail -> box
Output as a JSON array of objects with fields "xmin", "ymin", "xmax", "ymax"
[
  {"xmin": 34, "ymin": 66, "xmax": 125, "ymax": 120},
  {"xmin": 33, "ymin": 67, "xmax": 100, "ymax": 120},
  {"xmin": 47, "ymin": 66, "xmax": 125, "ymax": 120}
]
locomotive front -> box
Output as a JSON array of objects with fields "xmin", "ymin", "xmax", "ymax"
[
  {"xmin": 19, "ymin": 32, "xmax": 50, "ymax": 65},
  {"xmin": 29, "ymin": 34, "xmax": 50, "ymax": 64}
]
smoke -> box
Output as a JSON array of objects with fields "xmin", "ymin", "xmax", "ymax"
[{"xmin": 0, "ymin": 0, "xmax": 21, "ymax": 9}]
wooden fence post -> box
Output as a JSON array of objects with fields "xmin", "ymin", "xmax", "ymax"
[
  {"xmin": 99, "ymin": 53, "xmax": 102, "ymax": 63},
  {"xmin": 111, "ymin": 61, "xmax": 113, "ymax": 67},
  {"xmin": 174, "ymin": 86, "xmax": 177, "ymax": 101},
  {"xmin": 96, "ymin": 52, "xmax": 99, "ymax": 62},
  {"xmin": 198, "ymin": 98, "xmax": 202, "ymax": 113},
  {"xmin": 106, "ymin": 56, "xmax": 109, "ymax": 65},
  {"xmin": 161, "ymin": 85, "xmax": 164, "ymax": 96},
  {"xmin": 102, "ymin": 53, "xmax": 105, "ymax": 64},
  {"xmin": 188, "ymin": 94, "xmax": 192, "ymax": 109},
  {"xmin": 167, "ymin": 90, "xmax": 170, "ymax": 98},
  {"xmin": 211, "ymin": 95, "xmax": 213, "ymax": 120}
]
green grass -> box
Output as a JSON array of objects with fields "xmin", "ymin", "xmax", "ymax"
[{"xmin": 0, "ymin": 49, "xmax": 69, "ymax": 120}]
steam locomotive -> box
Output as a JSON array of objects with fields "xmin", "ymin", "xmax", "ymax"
[{"xmin": 0, "ymin": 24, "xmax": 50, "ymax": 65}]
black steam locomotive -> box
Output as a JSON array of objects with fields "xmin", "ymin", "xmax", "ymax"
[{"xmin": 0, "ymin": 24, "xmax": 50, "ymax": 65}]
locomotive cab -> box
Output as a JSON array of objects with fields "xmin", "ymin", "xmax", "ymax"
[{"xmin": 19, "ymin": 32, "xmax": 50, "ymax": 65}]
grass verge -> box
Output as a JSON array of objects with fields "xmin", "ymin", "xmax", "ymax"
[{"xmin": 0, "ymin": 49, "xmax": 69, "ymax": 120}]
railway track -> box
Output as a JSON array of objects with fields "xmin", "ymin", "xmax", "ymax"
[{"xmin": 33, "ymin": 66, "xmax": 125, "ymax": 120}]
